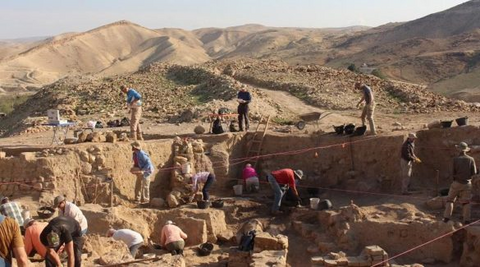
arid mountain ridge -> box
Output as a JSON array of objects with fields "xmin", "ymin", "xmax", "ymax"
[{"xmin": 0, "ymin": 0, "xmax": 479, "ymax": 100}]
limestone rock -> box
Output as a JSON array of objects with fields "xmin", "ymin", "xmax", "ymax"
[
  {"xmin": 0, "ymin": 151, "xmax": 6, "ymax": 159},
  {"xmin": 150, "ymin": 198, "xmax": 165, "ymax": 208},
  {"xmin": 20, "ymin": 152, "xmax": 36, "ymax": 161},
  {"xmin": 105, "ymin": 132, "xmax": 117, "ymax": 143},
  {"xmin": 78, "ymin": 131, "xmax": 88, "ymax": 143},
  {"xmin": 194, "ymin": 125, "xmax": 206, "ymax": 134},
  {"xmin": 253, "ymin": 232, "xmax": 288, "ymax": 252}
]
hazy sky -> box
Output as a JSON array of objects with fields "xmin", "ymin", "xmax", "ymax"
[{"xmin": 0, "ymin": 0, "xmax": 469, "ymax": 39}]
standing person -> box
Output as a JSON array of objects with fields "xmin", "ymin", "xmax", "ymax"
[
  {"xmin": 40, "ymin": 216, "xmax": 83, "ymax": 267},
  {"xmin": 243, "ymin": 163, "xmax": 260, "ymax": 193},
  {"xmin": 355, "ymin": 82, "xmax": 376, "ymax": 135},
  {"xmin": 0, "ymin": 197, "xmax": 24, "ymax": 228},
  {"xmin": 267, "ymin": 169, "xmax": 303, "ymax": 215},
  {"xmin": 443, "ymin": 142, "xmax": 477, "ymax": 224},
  {"xmin": 400, "ymin": 133, "xmax": 421, "ymax": 195},
  {"xmin": 106, "ymin": 228, "xmax": 144, "ymax": 258},
  {"xmin": 120, "ymin": 85, "xmax": 143, "ymax": 140},
  {"xmin": 0, "ymin": 214, "xmax": 29, "ymax": 267},
  {"xmin": 130, "ymin": 141, "xmax": 154, "ymax": 204},
  {"xmin": 237, "ymin": 85, "xmax": 251, "ymax": 131},
  {"xmin": 53, "ymin": 195, "xmax": 88, "ymax": 236},
  {"xmin": 160, "ymin": 220, "xmax": 188, "ymax": 256},
  {"xmin": 24, "ymin": 218, "xmax": 48, "ymax": 259},
  {"xmin": 190, "ymin": 172, "xmax": 215, "ymax": 201}
]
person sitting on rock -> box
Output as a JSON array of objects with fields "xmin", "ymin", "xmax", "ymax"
[
  {"xmin": 106, "ymin": 228, "xmax": 144, "ymax": 258},
  {"xmin": 130, "ymin": 141, "xmax": 154, "ymax": 204},
  {"xmin": 0, "ymin": 197, "xmax": 24, "ymax": 229},
  {"xmin": 190, "ymin": 172, "xmax": 215, "ymax": 201},
  {"xmin": 160, "ymin": 220, "xmax": 188, "ymax": 256},
  {"xmin": 40, "ymin": 216, "xmax": 83, "ymax": 267},
  {"xmin": 53, "ymin": 195, "xmax": 88, "ymax": 236},
  {"xmin": 24, "ymin": 218, "xmax": 48, "ymax": 259},
  {"xmin": 266, "ymin": 169, "xmax": 303, "ymax": 215},
  {"xmin": 242, "ymin": 163, "xmax": 259, "ymax": 193}
]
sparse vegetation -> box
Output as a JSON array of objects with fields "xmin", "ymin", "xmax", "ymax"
[
  {"xmin": 347, "ymin": 63, "xmax": 359, "ymax": 73},
  {"xmin": 0, "ymin": 94, "xmax": 31, "ymax": 114},
  {"xmin": 371, "ymin": 69, "xmax": 387, "ymax": 80}
]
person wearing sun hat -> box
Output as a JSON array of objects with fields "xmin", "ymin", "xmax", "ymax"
[
  {"xmin": 443, "ymin": 142, "xmax": 478, "ymax": 224},
  {"xmin": 40, "ymin": 216, "xmax": 83, "ymax": 267},
  {"xmin": 267, "ymin": 168, "xmax": 303, "ymax": 215},
  {"xmin": 400, "ymin": 132, "xmax": 421, "ymax": 195},
  {"xmin": 160, "ymin": 220, "xmax": 188, "ymax": 256},
  {"xmin": 53, "ymin": 195, "xmax": 88, "ymax": 236},
  {"xmin": 130, "ymin": 141, "xmax": 154, "ymax": 204}
]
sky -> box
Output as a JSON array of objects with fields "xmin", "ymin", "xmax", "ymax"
[{"xmin": 0, "ymin": 0, "xmax": 470, "ymax": 39}]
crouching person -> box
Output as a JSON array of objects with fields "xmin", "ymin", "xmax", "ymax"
[
  {"xmin": 243, "ymin": 163, "xmax": 260, "ymax": 193},
  {"xmin": 267, "ymin": 169, "xmax": 303, "ymax": 215},
  {"xmin": 161, "ymin": 220, "xmax": 187, "ymax": 256},
  {"xmin": 106, "ymin": 228, "xmax": 144, "ymax": 258},
  {"xmin": 40, "ymin": 216, "xmax": 83, "ymax": 267},
  {"xmin": 190, "ymin": 172, "xmax": 215, "ymax": 201}
]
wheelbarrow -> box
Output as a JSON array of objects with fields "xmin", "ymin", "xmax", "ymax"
[{"xmin": 296, "ymin": 112, "xmax": 330, "ymax": 130}]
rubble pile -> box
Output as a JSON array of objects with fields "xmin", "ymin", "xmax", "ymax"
[{"xmin": 213, "ymin": 59, "xmax": 480, "ymax": 114}]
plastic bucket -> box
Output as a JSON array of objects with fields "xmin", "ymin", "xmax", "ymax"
[
  {"xmin": 455, "ymin": 117, "xmax": 468, "ymax": 126},
  {"xmin": 310, "ymin": 198, "xmax": 320, "ymax": 209},
  {"xmin": 233, "ymin": 185, "xmax": 243, "ymax": 196}
]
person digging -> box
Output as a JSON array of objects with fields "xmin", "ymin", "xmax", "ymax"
[
  {"xmin": 267, "ymin": 169, "xmax": 303, "ymax": 215},
  {"xmin": 130, "ymin": 141, "xmax": 154, "ymax": 204}
]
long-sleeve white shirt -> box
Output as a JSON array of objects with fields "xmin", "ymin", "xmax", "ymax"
[{"xmin": 58, "ymin": 201, "xmax": 88, "ymax": 231}]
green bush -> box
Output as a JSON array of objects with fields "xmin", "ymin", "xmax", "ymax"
[{"xmin": 371, "ymin": 69, "xmax": 387, "ymax": 80}]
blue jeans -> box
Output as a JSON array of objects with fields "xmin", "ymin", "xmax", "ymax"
[
  {"xmin": 268, "ymin": 174, "xmax": 286, "ymax": 212},
  {"xmin": 81, "ymin": 228, "xmax": 88, "ymax": 236},
  {"xmin": 203, "ymin": 174, "xmax": 215, "ymax": 201},
  {"xmin": 0, "ymin": 257, "xmax": 11, "ymax": 267}
]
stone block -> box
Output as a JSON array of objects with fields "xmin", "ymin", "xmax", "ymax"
[
  {"xmin": 364, "ymin": 245, "xmax": 385, "ymax": 256},
  {"xmin": 20, "ymin": 152, "xmax": 36, "ymax": 161},
  {"xmin": 105, "ymin": 132, "xmax": 117, "ymax": 143},
  {"xmin": 175, "ymin": 216, "xmax": 207, "ymax": 246},
  {"xmin": 33, "ymin": 183, "xmax": 43, "ymax": 191},
  {"xmin": 253, "ymin": 232, "xmax": 288, "ymax": 252},
  {"xmin": 228, "ymin": 250, "xmax": 251, "ymax": 267}
]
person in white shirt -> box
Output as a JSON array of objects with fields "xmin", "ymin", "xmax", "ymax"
[
  {"xmin": 106, "ymin": 228, "xmax": 144, "ymax": 258},
  {"xmin": 190, "ymin": 172, "xmax": 216, "ymax": 201},
  {"xmin": 54, "ymin": 195, "xmax": 88, "ymax": 236}
]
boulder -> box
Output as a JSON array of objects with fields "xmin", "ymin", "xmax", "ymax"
[
  {"xmin": 194, "ymin": 125, "xmax": 206, "ymax": 134},
  {"xmin": 105, "ymin": 132, "xmax": 117, "ymax": 143},
  {"xmin": 77, "ymin": 131, "xmax": 88, "ymax": 143},
  {"xmin": 150, "ymin": 198, "xmax": 165, "ymax": 208},
  {"xmin": 253, "ymin": 232, "xmax": 288, "ymax": 252}
]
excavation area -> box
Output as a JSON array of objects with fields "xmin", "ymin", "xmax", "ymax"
[{"xmin": 1, "ymin": 124, "xmax": 480, "ymax": 267}]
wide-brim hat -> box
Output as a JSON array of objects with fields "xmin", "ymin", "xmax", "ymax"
[
  {"xmin": 53, "ymin": 195, "xmax": 65, "ymax": 207},
  {"xmin": 131, "ymin": 141, "xmax": 142, "ymax": 150},
  {"xmin": 294, "ymin": 169, "xmax": 303, "ymax": 180},
  {"xmin": 456, "ymin": 142, "xmax": 470, "ymax": 152}
]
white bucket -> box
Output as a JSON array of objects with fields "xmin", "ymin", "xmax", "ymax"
[
  {"xmin": 310, "ymin": 198, "xmax": 320, "ymax": 210},
  {"xmin": 181, "ymin": 162, "xmax": 191, "ymax": 174},
  {"xmin": 233, "ymin": 185, "xmax": 243, "ymax": 196}
]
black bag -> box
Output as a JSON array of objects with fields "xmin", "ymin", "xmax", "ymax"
[
  {"xmin": 229, "ymin": 121, "xmax": 239, "ymax": 132},
  {"xmin": 238, "ymin": 230, "xmax": 256, "ymax": 251},
  {"xmin": 120, "ymin": 117, "xmax": 130, "ymax": 126},
  {"xmin": 212, "ymin": 118, "xmax": 224, "ymax": 134}
]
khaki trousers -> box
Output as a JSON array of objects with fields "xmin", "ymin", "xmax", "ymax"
[
  {"xmin": 130, "ymin": 107, "xmax": 142, "ymax": 140},
  {"xmin": 443, "ymin": 181, "xmax": 472, "ymax": 222},
  {"xmin": 400, "ymin": 159, "xmax": 413, "ymax": 193},
  {"xmin": 361, "ymin": 103, "xmax": 376, "ymax": 135},
  {"xmin": 135, "ymin": 173, "xmax": 150, "ymax": 202}
]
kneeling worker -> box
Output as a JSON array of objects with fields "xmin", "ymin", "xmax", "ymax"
[
  {"xmin": 106, "ymin": 228, "xmax": 144, "ymax": 258},
  {"xmin": 160, "ymin": 220, "xmax": 188, "ymax": 256},
  {"xmin": 267, "ymin": 169, "xmax": 303, "ymax": 215}
]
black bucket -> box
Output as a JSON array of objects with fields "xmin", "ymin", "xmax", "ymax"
[
  {"xmin": 333, "ymin": 125, "xmax": 345, "ymax": 135},
  {"xmin": 318, "ymin": 199, "xmax": 333, "ymax": 210},
  {"xmin": 344, "ymin": 124, "xmax": 356, "ymax": 135},
  {"xmin": 353, "ymin": 125, "xmax": 367, "ymax": 136},
  {"xmin": 441, "ymin": 121, "xmax": 453, "ymax": 128},
  {"xmin": 455, "ymin": 117, "xmax": 468, "ymax": 126},
  {"xmin": 198, "ymin": 242, "xmax": 214, "ymax": 256},
  {"xmin": 212, "ymin": 199, "xmax": 224, "ymax": 208},
  {"xmin": 197, "ymin": 200, "xmax": 210, "ymax": 209}
]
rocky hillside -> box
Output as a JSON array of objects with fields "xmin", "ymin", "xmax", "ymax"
[{"xmin": 1, "ymin": 59, "xmax": 478, "ymax": 137}]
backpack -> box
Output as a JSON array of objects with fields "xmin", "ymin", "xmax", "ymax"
[
  {"xmin": 212, "ymin": 118, "xmax": 224, "ymax": 134},
  {"xmin": 238, "ymin": 230, "xmax": 256, "ymax": 251}
]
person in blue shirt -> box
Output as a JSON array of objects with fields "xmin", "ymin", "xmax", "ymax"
[
  {"xmin": 237, "ymin": 85, "xmax": 252, "ymax": 131},
  {"xmin": 355, "ymin": 82, "xmax": 377, "ymax": 135},
  {"xmin": 130, "ymin": 141, "xmax": 154, "ymax": 204},
  {"xmin": 120, "ymin": 85, "xmax": 143, "ymax": 140}
]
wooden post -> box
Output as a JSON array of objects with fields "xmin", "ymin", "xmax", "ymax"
[{"xmin": 110, "ymin": 179, "xmax": 114, "ymax": 208}]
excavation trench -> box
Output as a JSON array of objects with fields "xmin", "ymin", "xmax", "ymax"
[{"xmin": 1, "ymin": 126, "xmax": 480, "ymax": 266}]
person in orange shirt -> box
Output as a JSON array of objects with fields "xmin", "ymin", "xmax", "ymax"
[
  {"xmin": 23, "ymin": 218, "xmax": 48, "ymax": 259},
  {"xmin": 160, "ymin": 220, "xmax": 187, "ymax": 256}
]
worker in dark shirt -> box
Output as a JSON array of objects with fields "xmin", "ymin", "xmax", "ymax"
[
  {"xmin": 237, "ymin": 85, "xmax": 252, "ymax": 131},
  {"xmin": 355, "ymin": 82, "xmax": 376, "ymax": 135},
  {"xmin": 40, "ymin": 216, "xmax": 83, "ymax": 267},
  {"xmin": 400, "ymin": 133, "xmax": 421, "ymax": 195},
  {"xmin": 443, "ymin": 142, "xmax": 477, "ymax": 224},
  {"xmin": 267, "ymin": 169, "xmax": 303, "ymax": 215}
]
